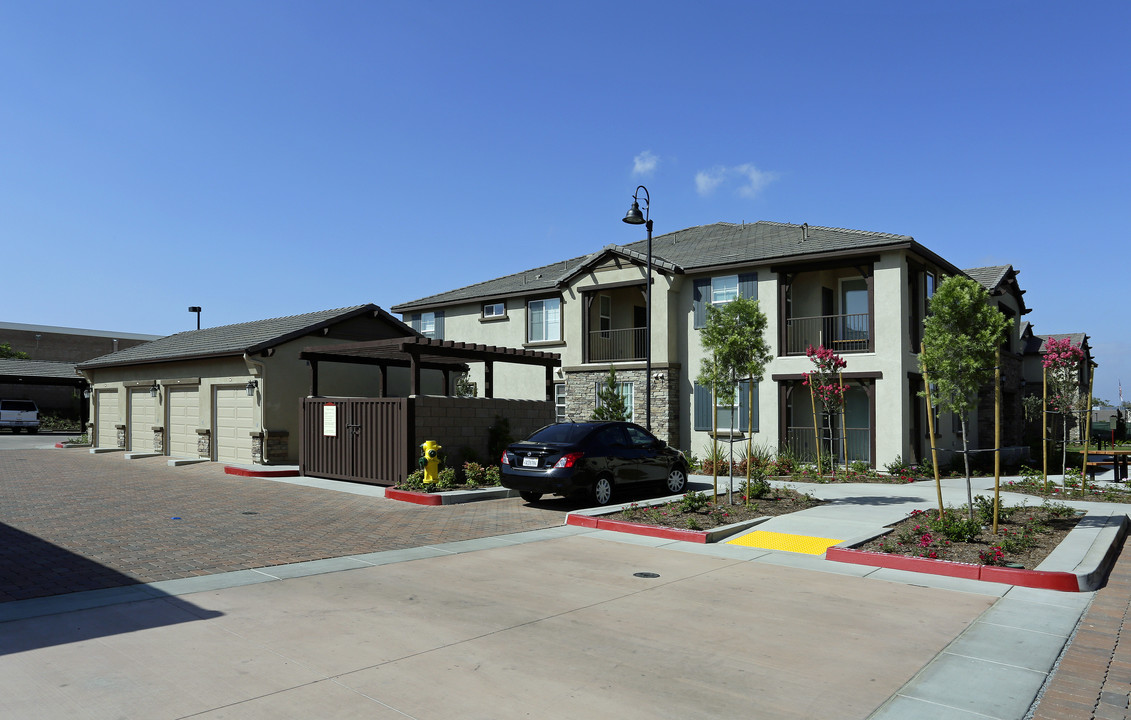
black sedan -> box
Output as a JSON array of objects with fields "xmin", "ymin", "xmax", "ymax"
[{"xmin": 499, "ymin": 421, "xmax": 689, "ymax": 505}]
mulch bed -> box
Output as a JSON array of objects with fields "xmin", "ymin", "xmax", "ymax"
[
  {"xmin": 604, "ymin": 487, "xmax": 823, "ymax": 531},
  {"xmin": 854, "ymin": 505, "xmax": 1082, "ymax": 568}
]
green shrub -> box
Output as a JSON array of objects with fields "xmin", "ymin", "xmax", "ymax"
[
  {"xmin": 485, "ymin": 464, "xmax": 501, "ymax": 486},
  {"xmin": 679, "ymin": 491, "xmax": 711, "ymax": 513},
  {"xmin": 462, "ymin": 461, "xmax": 486, "ymax": 487},
  {"xmin": 400, "ymin": 470, "xmax": 427, "ymax": 491},
  {"xmin": 435, "ymin": 467, "xmax": 456, "ymax": 490}
]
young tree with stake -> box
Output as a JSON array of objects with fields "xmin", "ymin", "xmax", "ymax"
[{"xmin": 919, "ymin": 275, "xmax": 1011, "ymax": 520}]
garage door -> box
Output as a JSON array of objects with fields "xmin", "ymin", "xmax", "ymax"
[
  {"xmin": 128, "ymin": 388, "xmax": 157, "ymax": 452},
  {"xmin": 166, "ymin": 387, "xmax": 200, "ymax": 458},
  {"xmin": 95, "ymin": 390, "xmax": 119, "ymax": 448},
  {"xmin": 214, "ymin": 386, "xmax": 257, "ymax": 464}
]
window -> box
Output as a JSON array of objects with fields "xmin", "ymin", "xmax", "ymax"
[
  {"xmin": 554, "ymin": 383, "xmax": 566, "ymax": 422},
  {"xmin": 528, "ymin": 298, "xmax": 561, "ymax": 342},
  {"xmin": 483, "ymin": 302, "xmax": 505, "ymax": 318},
  {"xmin": 694, "ymin": 273, "xmax": 757, "ymax": 329},
  {"xmin": 599, "ymin": 295, "xmax": 611, "ymax": 337},
  {"xmin": 711, "ymin": 275, "xmax": 739, "ymax": 304},
  {"xmin": 410, "ymin": 310, "xmax": 443, "ymax": 339},
  {"xmin": 595, "ymin": 380, "xmax": 634, "ymax": 422},
  {"xmin": 693, "ymin": 380, "xmax": 757, "ymax": 432},
  {"xmin": 926, "ymin": 272, "xmax": 936, "ymax": 300}
]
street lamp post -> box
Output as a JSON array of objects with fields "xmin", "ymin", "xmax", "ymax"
[
  {"xmin": 621, "ymin": 186, "xmax": 653, "ymax": 432},
  {"xmin": 188, "ymin": 306, "xmax": 202, "ymax": 330}
]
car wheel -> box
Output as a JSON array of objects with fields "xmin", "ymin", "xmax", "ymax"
[
  {"xmin": 519, "ymin": 491, "xmax": 542, "ymax": 503},
  {"xmin": 666, "ymin": 467, "xmax": 688, "ymax": 494},
  {"xmin": 592, "ymin": 476, "xmax": 614, "ymax": 506}
]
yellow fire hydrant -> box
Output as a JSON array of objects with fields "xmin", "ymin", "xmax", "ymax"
[{"xmin": 420, "ymin": 440, "xmax": 443, "ymax": 484}]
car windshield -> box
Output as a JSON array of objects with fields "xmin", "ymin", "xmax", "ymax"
[
  {"xmin": 1, "ymin": 401, "xmax": 35, "ymax": 412},
  {"xmin": 526, "ymin": 424, "xmax": 594, "ymax": 444}
]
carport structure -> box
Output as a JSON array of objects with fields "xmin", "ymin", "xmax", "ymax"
[
  {"xmin": 0, "ymin": 359, "xmax": 89, "ymax": 428},
  {"xmin": 298, "ymin": 337, "xmax": 561, "ymax": 486},
  {"xmin": 300, "ymin": 336, "xmax": 561, "ymax": 400}
]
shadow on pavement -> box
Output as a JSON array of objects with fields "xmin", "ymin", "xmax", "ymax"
[
  {"xmin": 0, "ymin": 522, "xmax": 222, "ymax": 655},
  {"xmin": 826, "ymin": 495, "xmax": 928, "ymax": 506}
]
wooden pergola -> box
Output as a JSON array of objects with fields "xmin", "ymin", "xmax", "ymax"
[{"xmin": 300, "ymin": 337, "xmax": 561, "ymax": 399}]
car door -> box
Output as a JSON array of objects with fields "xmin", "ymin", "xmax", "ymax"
[
  {"xmin": 624, "ymin": 424, "xmax": 669, "ymax": 483},
  {"xmin": 592, "ymin": 424, "xmax": 637, "ymax": 483}
]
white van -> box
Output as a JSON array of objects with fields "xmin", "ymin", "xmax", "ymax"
[{"xmin": 0, "ymin": 399, "xmax": 40, "ymax": 433}]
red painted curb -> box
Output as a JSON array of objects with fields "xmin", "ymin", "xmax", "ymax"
[
  {"xmin": 223, "ymin": 466, "xmax": 301, "ymax": 478},
  {"xmin": 826, "ymin": 546, "xmax": 1081, "ymax": 592},
  {"xmin": 385, "ymin": 488, "xmax": 443, "ymax": 506},
  {"xmin": 566, "ymin": 514, "xmax": 708, "ymax": 543}
]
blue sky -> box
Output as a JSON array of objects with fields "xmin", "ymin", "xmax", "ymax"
[{"xmin": 2, "ymin": 1, "xmax": 1128, "ymax": 403}]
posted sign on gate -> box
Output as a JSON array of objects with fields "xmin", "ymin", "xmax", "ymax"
[{"xmin": 323, "ymin": 403, "xmax": 337, "ymax": 437}]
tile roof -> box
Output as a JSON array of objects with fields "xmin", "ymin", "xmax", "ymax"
[
  {"xmin": 77, "ymin": 305, "xmax": 386, "ymax": 370},
  {"xmin": 963, "ymin": 266, "xmax": 1012, "ymax": 292},
  {"xmin": 1024, "ymin": 332, "xmax": 1090, "ymax": 355},
  {"xmin": 392, "ymin": 220, "xmax": 944, "ymax": 312},
  {"xmin": 0, "ymin": 359, "xmax": 81, "ymax": 381}
]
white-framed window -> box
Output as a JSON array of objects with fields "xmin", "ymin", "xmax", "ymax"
[
  {"xmin": 599, "ymin": 295, "xmax": 611, "ymax": 337},
  {"xmin": 595, "ymin": 380, "xmax": 634, "ymax": 422},
  {"xmin": 716, "ymin": 386, "xmax": 740, "ymax": 429},
  {"xmin": 420, "ymin": 311, "xmax": 436, "ymax": 335},
  {"xmin": 528, "ymin": 297, "xmax": 561, "ymax": 342},
  {"xmin": 555, "ymin": 383, "xmax": 566, "ymax": 422},
  {"xmin": 711, "ymin": 275, "xmax": 739, "ymax": 305},
  {"xmin": 483, "ymin": 302, "xmax": 505, "ymax": 318}
]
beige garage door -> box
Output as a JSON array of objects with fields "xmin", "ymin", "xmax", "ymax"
[
  {"xmin": 214, "ymin": 386, "xmax": 257, "ymax": 464},
  {"xmin": 128, "ymin": 388, "xmax": 157, "ymax": 452},
  {"xmin": 166, "ymin": 387, "xmax": 200, "ymax": 458},
  {"xmin": 95, "ymin": 390, "xmax": 119, "ymax": 448}
]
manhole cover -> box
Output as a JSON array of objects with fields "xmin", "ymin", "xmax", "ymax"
[{"xmin": 633, "ymin": 572, "xmax": 660, "ymax": 578}]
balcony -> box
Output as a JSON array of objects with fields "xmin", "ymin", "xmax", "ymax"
[
  {"xmin": 587, "ymin": 327, "xmax": 646, "ymax": 363},
  {"xmin": 784, "ymin": 313, "xmax": 871, "ymax": 355}
]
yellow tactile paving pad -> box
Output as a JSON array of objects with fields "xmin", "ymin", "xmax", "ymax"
[{"xmin": 726, "ymin": 530, "xmax": 842, "ymax": 555}]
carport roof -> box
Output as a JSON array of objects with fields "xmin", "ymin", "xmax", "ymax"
[
  {"xmin": 77, "ymin": 305, "xmax": 410, "ymax": 370},
  {"xmin": 300, "ymin": 336, "xmax": 561, "ymax": 369},
  {"xmin": 0, "ymin": 359, "xmax": 84, "ymax": 385}
]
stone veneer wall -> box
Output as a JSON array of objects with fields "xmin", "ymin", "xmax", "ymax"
[
  {"xmin": 562, "ymin": 365, "xmax": 681, "ymax": 449},
  {"xmin": 251, "ymin": 431, "xmax": 290, "ymax": 464},
  {"xmin": 412, "ymin": 396, "xmax": 556, "ymax": 468}
]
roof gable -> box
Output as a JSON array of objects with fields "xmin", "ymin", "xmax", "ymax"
[{"xmin": 77, "ymin": 304, "xmax": 412, "ymax": 369}]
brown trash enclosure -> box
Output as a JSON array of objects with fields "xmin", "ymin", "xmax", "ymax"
[{"xmin": 298, "ymin": 338, "xmax": 560, "ymax": 486}]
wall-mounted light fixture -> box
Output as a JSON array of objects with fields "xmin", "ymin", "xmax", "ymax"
[
  {"xmin": 83, "ymin": 388, "xmax": 91, "ymax": 399},
  {"xmin": 246, "ymin": 379, "xmax": 259, "ymax": 397},
  {"xmin": 150, "ymin": 381, "xmax": 160, "ymax": 399}
]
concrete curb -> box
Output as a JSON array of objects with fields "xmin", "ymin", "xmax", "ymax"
[
  {"xmin": 826, "ymin": 509, "xmax": 1126, "ymax": 592},
  {"xmin": 564, "ymin": 496, "xmax": 768, "ymax": 543},
  {"xmin": 223, "ymin": 465, "xmax": 302, "ymax": 478},
  {"xmin": 384, "ymin": 486, "xmax": 520, "ymax": 506}
]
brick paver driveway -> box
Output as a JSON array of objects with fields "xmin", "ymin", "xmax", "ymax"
[{"xmin": 0, "ymin": 449, "xmax": 564, "ymax": 603}]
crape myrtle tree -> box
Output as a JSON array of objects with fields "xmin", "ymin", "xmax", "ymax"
[
  {"xmin": 1042, "ymin": 337, "xmax": 1086, "ymax": 477},
  {"xmin": 696, "ymin": 296, "xmax": 772, "ymax": 504},
  {"xmin": 919, "ymin": 275, "xmax": 1011, "ymax": 520}
]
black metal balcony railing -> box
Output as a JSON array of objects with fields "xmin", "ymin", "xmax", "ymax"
[
  {"xmin": 785, "ymin": 426, "xmax": 870, "ymax": 465},
  {"xmin": 587, "ymin": 327, "xmax": 646, "ymax": 363},
  {"xmin": 785, "ymin": 313, "xmax": 870, "ymax": 355}
]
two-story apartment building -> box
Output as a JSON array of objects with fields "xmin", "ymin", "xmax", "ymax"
[{"xmin": 391, "ymin": 221, "xmax": 1027, "ymax": 469}]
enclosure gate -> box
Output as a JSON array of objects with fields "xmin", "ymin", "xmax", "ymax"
[{"xmin": 300, "ymin": 397, "xmax": 412, "ymax": 486}]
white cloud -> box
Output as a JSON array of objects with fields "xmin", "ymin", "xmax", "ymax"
[
  {"xmin": 734, "ymin": 164, "xmax": 778, "ymax": 199},
  {"xmin": 695, "ymin": 167, "xmax": 726, "ymax": 196},
  {"xmin": 695, "ymin": 163, "xmax": 778, "ymax": 199},
  {"xmin": 632, "ymin": 150, "xmax": 659, "ymax": 176}
]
